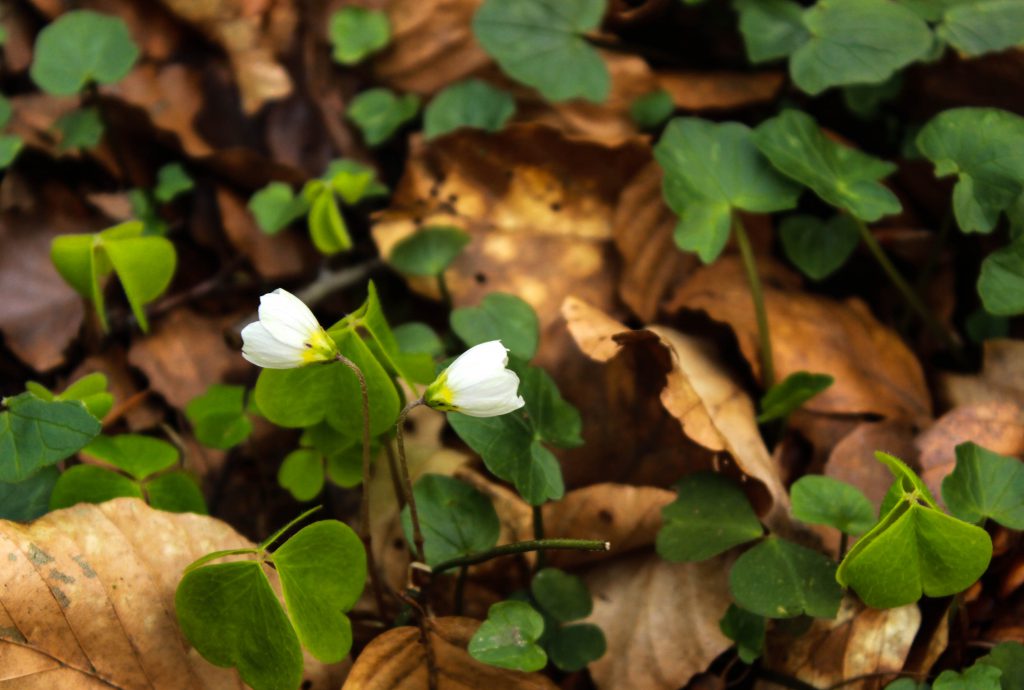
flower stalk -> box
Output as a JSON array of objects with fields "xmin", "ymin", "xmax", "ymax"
[{"xmin": 396, "ymin": 398, "xmax": 427, "ymax": 563}]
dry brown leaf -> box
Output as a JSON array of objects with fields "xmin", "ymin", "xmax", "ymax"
[
  {"xmin": 128, "ymin": 308, "xmax": 247, "ymax": 409},
  {"xmin": 563, "ymin": 296, "xmax": 788, "ymax": 521},
  {"xmin": 827, "ymin": 421, "xmax": 919, "ymax": 509},
  {"xmin": 0, "ymin": 4, "xmax": 35, "ymax": 73},
  {"xmin": 584, "ymin": 552, "xmax": 733, "ymax": 690},
  {"xmin": 0, "ymin": 498, "xmax": 341, "ymax": 689},
  {"xmin": 760, "ymin": 597, "xmax": 921, "ymax": 690},
  {"xmin": 668, "ymin": 256, "xmax": 932, "ymax": 425},
  {"xmin": 915, "ymin": 402, "xmax": 1024, "ymax": 500},
  {"xmin": 70, "ymin": 347, "xmax": 164, "ymax": 431},
  {"xmin": 941, "ymin": 339, "xmax": 1024, "ymax": 409},
  {"xmin": 216, "ymin": 187, "xmax": 309, "ymax": 280},
  {"xmin": 657, "ymin": 70, "xmax": 785, "ymax": 110},
  {"xmin": 612, "ymin": 161, "xmax": 698, "ymax": 321},
  {"xmin": 343, "ymin": 617, "xmax": 556, "ymax": 690}
]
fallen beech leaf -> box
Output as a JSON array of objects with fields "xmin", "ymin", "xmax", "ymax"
[
  {"xmin": 0, "ymin": 498, "xmax": 340, "ymax": 689},
  {"xmin": 656, "ymin": 70, "xmax": 785, "ymax": 111},
  {"xmin": 826, "ymin": 421, "xmax": 919, "ymax": 509},
  {"xmin": 343, "ymin": 616, "xmax": 556, "ymax": 689},
  {"xmin": 941, "ymin": 339, "xmax": 1024, "ymax": 409},
  {"xmin": 128, "ymin": 308, "xmax": 247, "ymax": 409},
  {"xmin": 761, "ymin": 596, "xmax": 920, "ymax": 690},
  {"xmin": 612, "ymin": 161, "xmax": 698, "ymax": 321},
  {"xmin": 216, "ymin": 187, "xmax": 309, "ymax": 280},
  {"xmin": 915, "ymin": 402, "xmax": 1024, "ymax": 500},
  {"xmin": 584, "ymin": 552, "xmax": 733, "ymax": 690},
  {"xmin": 668, "ymin": 256, "xmax": 932, "ymax": 425}
]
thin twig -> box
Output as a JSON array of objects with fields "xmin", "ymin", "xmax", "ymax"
[
  {"xmin": 432, "ymin": 539, "xmax": 610, "ymax": 574},
  {"xmin": 734, "ymin": 215, "xmax": 775, "ymax": 388},
  {"xmin": 396, "ymin": 399, "xmax": 427, "ymax": 563},
  {"xmin": 335, "ymin": 353, "xmax": 387, "ymax": 619}
]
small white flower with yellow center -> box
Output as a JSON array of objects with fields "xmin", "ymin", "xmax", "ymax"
[
  {"xmin": 425, "ymin": 340, "xmax": 525, "ymax": 417},
  {"xmin": 241, "ymin": 289, "xmax": 338, "ymax": 369}
]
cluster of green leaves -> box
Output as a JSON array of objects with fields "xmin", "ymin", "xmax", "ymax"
[
  {"xmin": 248, "ymin": 159, "xmax": 387, "ymax": 254},
  {"xmin": 51, "ymin": 220, "xmax": 177, "ymax": 332},
  {"xmin": 884, "ymin": 641, "xmax": 1024, "ymax": 690},
  {"xmin": 176, "ymin": 512, "xmax": 366, "ymax": 690},
  {"xmin": 469, "ymin": 568, "xmax": 606, "ymax": 672},
  {"xmin": 186, "ymin": 384, "xmax": 254, "ymax": 451}
]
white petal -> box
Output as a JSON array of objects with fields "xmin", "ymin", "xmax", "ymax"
[
  {"xmin": 241, "ymin": 321, "xmax": 305, "ymax": 369},
  {"xmin": 258, "ymin": 288, "xmax": 321, "ymax": 349},
  {"xmin": 445, "ymin": 340, "xmax": 510, "ymax": 391},
  {"xmin": 443, "ymin": 341, "xmax": 525, "ymax": 417}
]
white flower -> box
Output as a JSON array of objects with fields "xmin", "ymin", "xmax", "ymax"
[
  {"xmin": 241, "ymin": 289, "xmax": 338, "ymax": 369},
  {"xmin": 425, "ymin": 340, "xmax": 525, "ymax": 417}
]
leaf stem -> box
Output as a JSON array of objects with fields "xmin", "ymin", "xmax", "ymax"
[
  {"xmin": 532, "ymin": 505, "xmax": 546, "ymax": 571},
  {"xmin": 733, "ymin": 215, "xmax": 775, "ymax": 388},
  {"xmin": 335, "ymin": 353, "xmax": 387, "ymax": 619},
  {"xmin": 432, "ymin": 539, "xmax": 610, "ymax": 575},
  {"xmin": 396, "ymin": 398, "xmax": 427, "ymax": 563},
  {"xmin": 437, "ymin": 273, "xmax": 453, "ymax": 311},
  {"xmin": 854, "ymin": 217, "xmax": 961, "ymax": 355}
]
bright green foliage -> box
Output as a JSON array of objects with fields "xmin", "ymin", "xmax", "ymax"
[
  {"xmin": 472, "ymin": 0, "xmax": 609, "ymax": 103},
  {"xmin": 532, "ymin": 568, "xmax": 591, "ymax": 622},
  {"xmin": 393, "ymin": 322, "xmax": 445, "ymax": 358},
  {"xmin": 779, "ymin": 214, "xmax": 860, "ymax": 280},
  {"xmin": 837, "ymin": 452, "xmax": 992, "ymax": 609},
  {"xmin": 719, "ymin": 604, "xmax": 766, "ymax": 663},
  {"xmin": 917, "ymin": 108, "xmax": 1024, "ymax": 234},
  {"xmin": 305, "ymin": 181, "xmax": 352, "ymax": 254},
  {"xmin": 978, "ymin": 642, "xmax": 1024, "ymax": 690},
  {"xmin": 937, "ymin": 1, "xmax": 1024, "ymax": 57},
  {"xmin": 30, "ymin": 10, "xmax": 140, "ymax": 95},
  {"xmin": 146, "ymin": 473, "xmax": 208, "ymax": 514},
  {"xmin": 348, "ymin": 88, "xmax": 420, "ymax": 146},
  {"xmin": 176, "ymin": 519, "xmax": 365, "ymax": 690},
  {"xmin": 791, "ymin": 475, "xmax": 875, "ymax": 536},
  {"xmin": 389, "ymin": 226, "xmax": 470, "ymax": 276},
  {"xmin": 26, "ymin": 372, "xmax": 114, "ymax": 420},
  {"xmin": 278, "ymin": 425, "xmax": 368, "ymax": 500},
  {"xmin": 790, "ymin": 0, "xmax": 932, "ymax": 95},
  {"xmin": 321, "ymin": 159, "xmax": 388, "ymax": 205},
  {"xmin": 755, "ymin": 109, "xmax": 902, "ymax": 222},
  {"xmin": 278, "ymin": 449, "xmax": 324, "ymax": 502},
  {"xmin": 979, "ymin": 238, "xmax": 1024, "ymax": 315},
  {"xmin": 546, "ymin": 624, "xmax": 606, "ymax": 672},
  {"xmin": 942, "ymin": 442, "xmax": 1024, "ymax": 529},
  {"xmin": 55, "ymin": 107, "xmax": 103, "ymax": 152},
  {"xmin": 329, "ymin": 7, "xmax": 391, "ymax": 65},
  {"xmin": 154, "ymin": 162, "xmax": 194, "ymax": 203},
  {"xmin": 451, "ymin": 292, "xmax": 539, "ymax": 361},
  {"xmin": 730, "ymin": 536, "xmax": 843, "ymax": 619},
  {"xmin": 186, "ymin": 385, "xmax": 253, "ymax": 450},
  {"xmin": 734, "ymin": 0, "xmax": 808, "ymax": 62},
  {"xmin": 81, "ymin": 433, "xmax": 178, "ymax": 480},
  {"xmin": 758, "ymin": 372, "xmax": 834, "ymax": 422},
  {"xmin": 424, "ymin": 79, "xmax": 516, "ymax": 140},
  {"xmin": 50, "ymin": 465, "xmax": 142, "ymax": 507},
  {"xmin": 933, "ymin": 664, "xmax": 1002, "ymax": 690},
  {"xmin": 249, "ymin": 182, "xmax": 309, "ymax": 234},
  {"xmin": 0, "ymin": 393, "xmax": 101, "ymax": 483},
  {"xmin": 654, "ymin": 118, "xmax": 800, "ymax": 263},
  {"xmin": 401, "ymin": 474, "xmax": 500, "ymax": 565},
  {"xmin": 469, "ymin": 600, "xmax": 548, "ymax": 672},
  {"xmin": 50, "ymin": 220, "xmax": 177, "ymax": 331},
  {"xmin": 657, "ymin": 472, "xmax": 764, "ymax": 562},
  {"xmin": 0, "ymin": 467, "xmax": 59, "ymax": 521},
  {"xmin": 630, "ymin": 90, "xmax": 674, "ymax": 130},
  {"xmin": 448, "ymin": 364, "xmax": 579, "ymax": 505}
]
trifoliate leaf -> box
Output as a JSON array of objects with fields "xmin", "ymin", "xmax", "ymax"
[
  {"xmin": 0, "ymin": 466, "xmax": 59, "ymax": 521},
  {"xmin": 657, "ymin": 472, "xmax": 764, "ymax": 562},
  {"xmin": 755, "ymin": 109, "xmax": 902, "ymax": 221},
  {"xmin": 248, "ymin": 182, "xmax": 309, "ymax": 234},
  {"xmin": 401, "ymin": 474, "xmax": 500, "ymax": 566},
  {"xmin": 423, "ymin": 79, "xmax": 516, "ymax": 140},
  {"xmin": 50, "ymin": 465, "xmax": 143, "ymax": 509},
  {"xmin": 942, "ymin": 441, "xmax": 1024, "ymax": 529},
  {"xmin": 518, "ymin": 364, "xmax": 582, "ymax": 448},
  {"xmin": 979, "ymin": 238, "xmax": 1024, "ymax": 315},
  {"xmin": 978, "ymin": 642, "xmax": 1024, "ymax": 690},
  {"xmin": 734, "ymin": 0, "xmax": 809, "ymax": 63},
  {"xmin": 791, "ymin": 475, "xmax": 875, "ymax": 535},
  {"xmin": 757, "ymin": 371, "xmax": 834, "ymax": 422},
  {"xmin": 329, "ymin": 7, "xmax": 391, "ymax": 65},
  {"xmin": 0, "ymin": 393, "xmax": 101, "ymax": 482},
  {"xmin": 388, "ymin": 226, "xmax": 470, "ymax": 276},
  {"xmin": 145, "ymin": 472, "xmax": 207, "ymax": 514},
  {"xmin": 347, "ymin": 88, "xmax": 420, "ymax": 146},
  {"xmin": 55, "ymin": 107, "xmax": 103, "ymax": 152},
  {"xmin": 186, "ymin": 384, "xmax": 253, "ymax": 450},
  {"xmin": 629, "ymin": 90, "xmax": 674, "ymax": 130},
  {"xmin": 780, "ymin": 214, "xmax": 860, "ymax": 280},
  {"xmin": 154, "ymin": 162, "xmax": 194, "ymax": 203},
  {"xmin": 719, "ymin": 604, "xmax": 766, "ymax": 664},
  {"xmin": 29, "ymin": 371, "xmax": 114, "ymax": 420},
  {"xmin": 937, "ymin": 1, "xmax": 1024, "ymax": 57},
  {"xmin": 654, "ymin": 118, "xmax": 800, "ymax": 263},
  {"xmin": 278, "ymin": 449, "xmax": 325, "ymax": 502},
  {"xmin": 81, "ymin": 433, "xmax": 179, "ymax": 480},
  {"xmin": 322, "ymin": 159, "xmax": 388, "ymax": 204},
  {"xmin": 472, "ymin": 0, "xmax": 609, "ymax": 103},
  {"xmin": 531, "ymin": 568, "xmax": 592, "ymax": 623},
  {"xmin": 730, "ymin": 536, "xmax": 843, "ymax": 619},
  {"xmin": 546, "ymin": 623, "xmax": 606, "ymax": 672},
  {"xmin": 469, "ymin": 600, "xmax": 548, "ymax": 672},
  {"xmin": 304, "ymin": 183, "xmax": 352, "ymax": 255},
  {"xmin": 789, "ymin": 0, "xmax": 932, "ymax": 95},
  {"xmin": 451, "ymin": 292, "xmax": 539, "ymax": 361},
  {"xmin": 30, "ymin": 10, "xmax": 140, "ymax": 95}
]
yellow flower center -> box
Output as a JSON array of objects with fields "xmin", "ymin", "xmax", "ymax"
[
  {"xmin": 424, "ymin": 371, "xmax": 457, "ymax": 411},
  {"xmin": 302, "ymin": 328, "xmax": 339, "ymax": 363}
]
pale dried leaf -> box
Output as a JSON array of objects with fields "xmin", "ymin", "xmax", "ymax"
[{"xmin": 941, "ymin": 339, "xmax": 1024, "ymax": 409}]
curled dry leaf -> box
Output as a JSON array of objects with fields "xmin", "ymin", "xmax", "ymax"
[
  {"xmin": 0, "ymin": 498, "xmax": 340, "ymax": 689},
  {"xmin": 915, "ymin": 402, "xmax": 1024, "ymax": 500},
  {"xmin": 562, "ymin": 296, "xmax": 788, "ymax": 521},
  {"xmin": 584, "ymin": 552, "xmax": 733, "ymax": 690},
  {"xmin": 940, "ymin": 339, "xmax": 1024, "ymax": 409},
  {"xmin": 343, "ymin": 617, "xmax": 556, "ymax": 690},
  {"xmin": 668, "ymin": 256, "xmax": 932, "ymax": 425},
  {"xmin": 760, "ymin": 596, "xmax": 921, "ymax": 690}
]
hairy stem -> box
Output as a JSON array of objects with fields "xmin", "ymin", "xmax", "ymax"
[
  {"xmin": 734, "ymin": 215, "xmax": 775, "ymax": 388},
  {"xmin": 432, "ymin": 539, "xmax": 610, "ymax": 575},
  {"xmin": 532, "ymin": 505, "xmax": 546, "ymax": 571},
  {"xmin": 396, "ymin": 399, "xmax": 427, "ymax": 563},
  {"xmin": 335, "ymin": 353, "xmax": 387, "ymax": 619}
]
